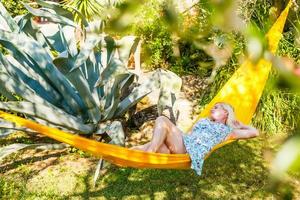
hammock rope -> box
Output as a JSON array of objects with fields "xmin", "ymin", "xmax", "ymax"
[{"xmin": 0, "ymin": 1, "xmax": 292, "ymax": 169}]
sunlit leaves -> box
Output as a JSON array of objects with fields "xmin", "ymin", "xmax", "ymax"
[
  {"xmin": 209, "ymin": 0, "xmax": 246, "ymax": 32},
  {"xmin": 62, "ymin": 0, "xmax": 103, "ymax": 24},
  {"xmin": 272, "ymin": 136, "xmax": 300, "ymax": 173},
  {"xmin": 245, "ymin": 23, "xmax": 267, "ymax": 64},
  {"xmin": 107, "ymin": 0, "xmax": 144, "ymax": 32}
]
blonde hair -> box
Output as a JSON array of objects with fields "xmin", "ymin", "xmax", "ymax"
[{"xmin": 211, "ymin": 102, "xmax": 238, "ymax": 129}]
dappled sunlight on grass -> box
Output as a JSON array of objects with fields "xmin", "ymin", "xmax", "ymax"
[{"xmin": 0, "ymin": 134, "xmax": 300, "ymax": 199}]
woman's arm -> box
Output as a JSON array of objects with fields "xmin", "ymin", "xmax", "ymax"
[{"xmin": 225, "ymin": 120, "xmax": 259, "ymax": 140}]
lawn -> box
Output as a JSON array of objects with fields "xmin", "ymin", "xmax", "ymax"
[{"xmin": 1, "ymin": 131, "xmax": 299, "ymax": 199}]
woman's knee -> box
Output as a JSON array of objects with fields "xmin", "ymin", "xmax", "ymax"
[
  {"xmin": 156, "ymin": 115, "xmax": 168, "ymax": 122},
  {"xmin": 155, "ymin": 116, "xmax": 171, "ymax": 127},
  {"xmin": 157, "ymin": 143, "xmax": 171, "ymax": 154}
]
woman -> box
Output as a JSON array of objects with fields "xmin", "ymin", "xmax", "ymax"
[{"xmin": 130, "ymin": 102, "xmax": 259, "ymax": 175}]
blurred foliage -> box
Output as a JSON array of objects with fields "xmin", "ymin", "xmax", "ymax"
[
  {"xmin": 197, "ymin": 33, "xmax": 244, "ymax": 103},
  {"xmin": 131, "ymin": 0, "xmax": 217, "ymax": 76},
  {"xmin": 253, "ymin": 72, "xmax": 300, "ymax": 134},
  {"xmin": 134, "ymin": 14, "xmax": 175, "ymax": 71},
  {"xmin": 0, "ymin": 0, "xmax": 29, "ymax": 17}
]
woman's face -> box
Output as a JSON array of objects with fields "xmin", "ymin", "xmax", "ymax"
[{"xmin": 210, "ymin": 103, "xmax": 228, "ymax": 122}]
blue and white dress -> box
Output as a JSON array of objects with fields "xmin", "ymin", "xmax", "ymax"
[{"xmin": 182, "ymin": 117, "xmax": 233, "ymax": 176}]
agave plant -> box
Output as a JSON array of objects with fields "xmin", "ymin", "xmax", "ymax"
[{"xmin": 0, "ymin": 0, "xmax": 182, "ymax": 143}]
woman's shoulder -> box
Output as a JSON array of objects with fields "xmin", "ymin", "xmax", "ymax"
[
  {"xmin": 205, "ymin": 118, "xmax": 233, "ymax": 132},
  {"xmin": 197, "ymin": 117, "xmax": 210, "ymax": 122}
]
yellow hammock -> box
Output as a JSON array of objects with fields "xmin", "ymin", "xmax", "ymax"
[{"xmin": 0, "ymin": 1, "xmax": 291, "ymax": 170}]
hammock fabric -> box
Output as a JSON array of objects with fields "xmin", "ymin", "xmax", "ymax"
[{"xmin": 0, "ymin": 1, "xmax": 292, "ymax": 169}]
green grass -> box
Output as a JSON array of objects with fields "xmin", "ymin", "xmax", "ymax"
[{"xmin": 1, "ymin": 133, "xmax": 299, "ymax": 200}]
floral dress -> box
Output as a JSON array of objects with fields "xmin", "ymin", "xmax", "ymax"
[{"xmin": 182, "ymin": 117, "xmax": 233, "ymax": 176}]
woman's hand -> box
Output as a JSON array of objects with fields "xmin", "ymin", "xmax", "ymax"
[
  {"xmin": 227, "ymin": 120, "xmax": 259, "ymax": 140},
  {"xmin": 232, "ymin": 120, "xmax": 244, "ymax": 129}
]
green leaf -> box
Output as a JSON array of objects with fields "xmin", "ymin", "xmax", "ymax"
[
  {"xmin": 103, "ymin": 74, "xmax": 132, "ymax": 120},
  {"xmin": 104, "ymin": 36, "xmax": 116, "ymax": 67},
  {"xmin": 40, "ymin": 23, "xmax": 68, "ymax": 54},
  {"xmin": 0, "ymin": 30, "xmax": 85, "ymax": 115},
  {"xmin": 0, "ymin": 71, "xmax": 82, "ymax": 124},
  {"xmin": 0, "ymin": 128, "xmax": 14, "ymax": 138},
  {"xmin": 95, "ymin": 58, "xmax": 128, "ymax": 88},
  {"xmin": 116, "ymin": 36, "xmax": 140, "ymax": 66},
  {"xmin": 83, "ymin": 57, "xmax": 102, "ymax": 106},
  {"xmin": 0, "ymin": 83, "xmax": 17, "ymax": 101},
  {"xmin": 1, "ymin": 50, "xmax": 74, "ymax": 114},
  {"xmin": 107, "ymin": 120, "xmax": 125, "ymax": 146},
  {"xmin": 23, "ymin": 3, "xmax": 78, "ymax": 27},
  {"xmin": 119, "ymin": 71, "xmax": 135, "ymax": 98},
  {"xmin": 40, "ymin": 24, "xmax": 78, "ymax": 57},
  {"xmin": 0, "ymin": 119, "xmax": 36, "ymax": 136},
  {"xmin": 66, "ymin": 67, "xmax": 101, "ymax": 123},
  {"xmin": 0, "ymin": 143, "xmax": 49, "ymax": 161},
  {"xmin": 62, "ymin": 0, "xmax": 103, "ymax": 24},
  {"xmin": 0, "ymin": 54, "xmax": 62, "ymax": 106},
  {"xmin": 60, "ymin": 25, "xmax": 78, "ymax": 57},
  {"xmin": 0, "ymin": 72, "xmax": 51, "ymax": 105},
  {"xmin": 93, "ymin": 158, "xmax": 105, "ymax": 187},
  {"xmin": 114, "ymin": 69, "xmax": 181, "ymax": 117},
  {"xmin": 114, "ymin": 70, "xmax": 161, "ymax": 117},
  {"xmin": 65, "ymin": 34, "xmax": 103, "ymax": 121},
  {"xmin": 0, "ymin": 2, "xmax": 19, "ymax": 32},
  {"xmin": 0, "ymin": 101, "xmax": 94, "ymax": 134},
  {"xmin": 157, "ymin": 69, "xmax": 182, "ymax": 114},
  {"xmin": 70, "ymin": 33, "xmax": 101, "ymax": 71},
  {"xmin": 16, "ymin": 13, "xmax": 31, "ymax": 31},
  {"xmin": 35, "ymin": 0, "xmax": 74, "ymax": 19},
  {"xmin": 0, "ymin": 39, "xmax": 50, "ymax": 84}
]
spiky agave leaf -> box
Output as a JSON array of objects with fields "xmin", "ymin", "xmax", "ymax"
[
  {"xmin": 157, "ymin": 69, "xmax": 182, "ymax": 115},
  {"xmin": 115, "ymin": 36, "xmax": 140, "ymax": 66},
  {"xmin": 0, "ymin": 119, "xmax": 38, "ymax": 138},
  {"xmin": 0, "ymin": 54, "xmax": 63, "ymax": 107},
  {"xmin": 113, "ymin": 68, "xmax": 182, "ymax": 117},
  {"xmin": 0, "ymin": 101, "xmax": 94, "ymax": 133},
  {"xmin": 102, "ymin": 73, "xmax": 135, "ymax": 120},
  {"xmin": 0, "ymin": 82, "xmax": 17, "ymax": 101},
  {"xmin": 0, "ymin": 143, "xmax": 66, "ymax": 161},
  {"xmin": 0, "ymin": 30, "xmax": 86, "ymax": 114},
  {"xmin": 23, "ymin": 2, "xmax": 78, "ymax": 27},
  {"xmin": 0, "ymin": 2, "xmax": 19, "ymax": 32},
  {"xmin": 0, "ymin": 129, "xmax": 14, "ymax": 138}
]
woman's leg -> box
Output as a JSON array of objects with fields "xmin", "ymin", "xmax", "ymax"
[
  {"xmin": 146, "ymin": 116, "xmax": 186, "ymax": 154},
  {"xmin": 156, "ymin": 143, "xmax": 171, "ymax": 154},
  {"xmin": 130, "ymin": 142, "xmax": 150, "ymax": 151},
  {"xmin": 130, "ymin": 142, "xmax": 170, "ymax": 153}
]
